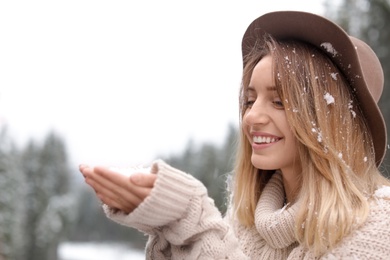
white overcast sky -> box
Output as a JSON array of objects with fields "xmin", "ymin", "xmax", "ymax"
[{"xmin": 0, "ymin": 0, "xmax": 326, "ymax": 168}]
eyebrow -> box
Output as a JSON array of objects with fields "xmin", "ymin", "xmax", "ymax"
[
  {"xmin": 266, "ymin": 86, "xmax": 277, "ymax": 91},
  {"xmin": 246, "ymin": 86, "xmax": 277, "ymax": 92}
]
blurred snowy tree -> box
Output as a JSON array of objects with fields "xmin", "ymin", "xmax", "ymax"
[
  {"xmin": 0, "ymin": 129, "xmax": 27, "ymax": 260},
  {"xmin": 22, "ymin": 132, "xmax": 76, "ymax": 260}
]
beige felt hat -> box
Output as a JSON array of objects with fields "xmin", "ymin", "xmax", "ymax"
[{"xmin": 242, "ymin": 11, "xmax": 387, "ymax": 166}]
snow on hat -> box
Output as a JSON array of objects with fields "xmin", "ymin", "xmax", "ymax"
[{"xmin": 242, "ymin": 11, "xmax": 387, "ymax": 166}]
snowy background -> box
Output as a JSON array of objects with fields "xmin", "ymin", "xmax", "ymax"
[{"xmin": 58, "ymin": 242, "xmax": 145, "ymax": 260}]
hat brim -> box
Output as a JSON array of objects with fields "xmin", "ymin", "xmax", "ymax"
[{"xmin": 242, "ymin": 11, "xmax": 387, "ymax": 166}]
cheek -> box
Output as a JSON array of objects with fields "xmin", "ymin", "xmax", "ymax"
[
  {"xmin": 286, "ymin": 134, "xmax": 301, "ymax": 163},
  {"xmin": 285, "ymin": 129, "xmax": 296, "ymax": 147},
  {"xmin": 281, "ymin": 118, "xmax": 299, "ymax": 151},
  {"xmin": 242, "ymin": 124, "xmax": 251, "ymax": 142},
  {"xmin": 242, "ymin": 109, "xmax": 249, "ymax": 127}
]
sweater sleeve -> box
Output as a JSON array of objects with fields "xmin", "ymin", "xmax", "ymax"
[{"xmin": 103, "ymin": 159, "xmax": 248, "ymax": 260}]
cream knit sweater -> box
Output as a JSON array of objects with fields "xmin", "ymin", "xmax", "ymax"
[{"xmin": 103, "ymin": 160, "xmax": 390, "ymax": 259}]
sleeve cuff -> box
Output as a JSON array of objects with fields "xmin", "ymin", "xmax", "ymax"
[{"xmin": 104, "ymin": 159, "xmax": 207, "ymax": 232}]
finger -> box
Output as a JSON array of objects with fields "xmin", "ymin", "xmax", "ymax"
[
  {"xmin": 97, "ymin": 192, "xmax": 139, "ymax": 214},
  {"xmin": 86, "ymin": 176, "xmax": 142, "ymax": 210},
  {"xmin": 83, "ymin": 166, "xmax": 152, "ymax": 212},
  {"xmin": 79, "ymin": 164, "xmax": 92, "ymax": 177},
  {"xmin": 130, "ymin": 173, "xmax": 157, "ymax": 188},
  {"xmin": 131, "ymin": 186, "xmax": 154, "ymax": 200},
  {"xmin": 94, "ymin": 166, "xmax": 135, "ymax": 190},
  {"xmin": 79, "ymin": 164, "xmax": 89, "ymax": 172},
  {"xmin": 90, "ymin": 166, "xmax": 134, "ymax": 197},
  {"xmin": 93, "ymin": 167, "xmax": 150, "ymax": 202},
  {"xmin": 84, "ymin": 168, "xmax": 133, "ymax": 200}
]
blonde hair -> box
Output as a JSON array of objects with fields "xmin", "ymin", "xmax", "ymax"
[{"xmin": 232, "ymin": 36, "xmax": 390, "ymax": 256}]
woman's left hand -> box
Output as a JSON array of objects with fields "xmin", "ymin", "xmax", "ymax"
[{"xmin": 79, "ymin": 165, "xmax": 157, "ymax": 214}]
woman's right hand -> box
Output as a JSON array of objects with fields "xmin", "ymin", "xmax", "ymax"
[{"xmin": 79, "ymin": 165, "xmax": 157, "ymax": 214}]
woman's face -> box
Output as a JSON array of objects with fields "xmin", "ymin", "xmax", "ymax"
[{"xmin": 243, "ymin": 55, "xmax": 301, "ymax": 176}]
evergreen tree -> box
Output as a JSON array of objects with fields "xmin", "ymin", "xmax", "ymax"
[
  {"xmin": 23, "ymin": 140, "xmax": 43, "ymax": 259},
  {"xmin": 22, "ymin": 132, "xmax": 76, "ymax": 260},
  {"xmin": 0, "ymin": 129, "xmax": 27, "ymax": 260}
]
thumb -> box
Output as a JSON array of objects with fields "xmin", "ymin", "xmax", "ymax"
[{"xmin": 130, "ymin": 173, "xmax": 157, "ymax": 188}]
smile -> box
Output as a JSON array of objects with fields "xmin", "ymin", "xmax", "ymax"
[{"xmin": 253, "ymin": 136, "xmax": 281, "ymax": 144}]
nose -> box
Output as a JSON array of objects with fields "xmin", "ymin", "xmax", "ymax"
[{"xmin": 243, "ymin": 101, "xmax": 270, "ymax": 127}]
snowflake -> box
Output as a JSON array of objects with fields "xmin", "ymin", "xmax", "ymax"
[
  {"xmin": 320, "ymin": 42, "xmax": 338, "ymax": 57},
  {"xmin": 324, "ymin": 92, "xmax": 335, "ymax": 105}
]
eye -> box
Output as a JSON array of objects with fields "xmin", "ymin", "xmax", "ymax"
[
  {"xmin": 244, "ymin": 99, "xmax": 255, "ymax": 108},
  {"xmin": 272, "ymin": 99, "xmax": 284, "ymax": 109},
  {"xmin": 244, "ymin": 88, "xmax": 256, "ymax": 109}
]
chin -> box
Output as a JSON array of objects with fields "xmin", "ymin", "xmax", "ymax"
[{"xmin": 251, "ymin": 156, "xmax": 277, "ymax": 170}]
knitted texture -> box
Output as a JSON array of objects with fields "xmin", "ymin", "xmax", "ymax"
[
  {"xmin": 104, "ymin": 160, "xmax": 390, "ymax": 259},
  {"xmin": 289, "ymin": 195, "xmax": 390, "ymax": 259},
  {"xmin": 104, "ymin": 159, "xmax": 247, "ymax": 259}
]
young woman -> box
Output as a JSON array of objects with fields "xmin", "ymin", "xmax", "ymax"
[{"xmin": 80, "ymin": 11, "xmax": 390, "ymax": 259}]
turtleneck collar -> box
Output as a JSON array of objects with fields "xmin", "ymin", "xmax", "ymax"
[{"xmin": 255, "ymin": 172, "xmax": 299, "ymax": 249}]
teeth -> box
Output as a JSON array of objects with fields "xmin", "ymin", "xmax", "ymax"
[{"xmin": 253, "ymin": 136, "xmax": 278, "ymax": 144}]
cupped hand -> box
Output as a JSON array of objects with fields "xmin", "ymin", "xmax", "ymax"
[{"xmin": 79, "ymin": 164, "xmax": 157, "ymax": 214}]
